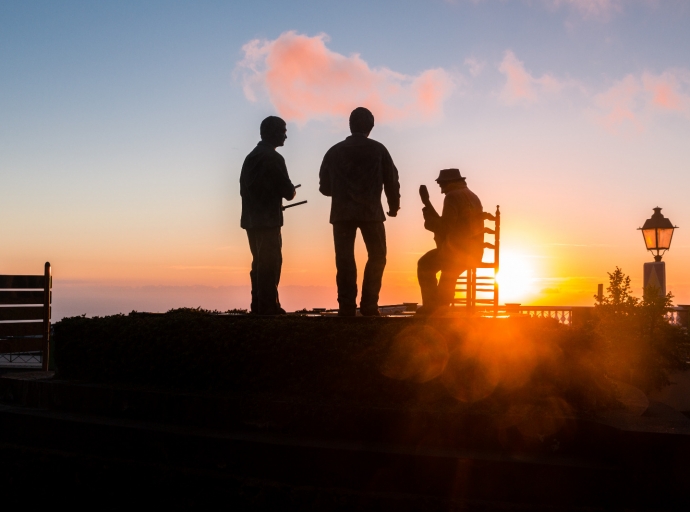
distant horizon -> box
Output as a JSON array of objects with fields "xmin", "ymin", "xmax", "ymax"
[{"xmin": 52, "ymin": 274, "xmax": 683, "ymax": 320}]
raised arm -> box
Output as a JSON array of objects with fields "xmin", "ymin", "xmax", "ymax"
[{"xmin": 421, "ymin": 185, "xmax": 443, "ymax": 233}]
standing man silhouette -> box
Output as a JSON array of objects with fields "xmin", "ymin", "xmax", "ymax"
[
  {"xmin": 240, "ymin": 116, "xmax": 297, "ymax": 315},
  {"xmin": 319, "ymin": 107, "xmax": 401, "ymax": 316}
]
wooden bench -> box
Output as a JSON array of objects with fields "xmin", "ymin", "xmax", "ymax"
[{"xmin": 0, "ymin": 262, "xmax": 52, "ymax": 371}]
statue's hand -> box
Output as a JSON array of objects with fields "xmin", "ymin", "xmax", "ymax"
[{"xmin": 419, "ymin": 185, "xmax": 431, "ymax": 207}]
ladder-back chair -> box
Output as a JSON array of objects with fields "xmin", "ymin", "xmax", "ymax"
[
  {"xmin": 453, "ymin": 207, "xmax": 500, "ymax": 316},
  {"xmin": 0, "ymin": 262, "xmax": 52, "ymax": 370}
]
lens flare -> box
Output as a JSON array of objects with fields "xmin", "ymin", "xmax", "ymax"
[
  {"xmin": 380, "ymin": 325, "xmax": 448, "ymax": 383},
  {"xmin": 496, "ymin": 251, "xmax": 536, "ymax": 303}
]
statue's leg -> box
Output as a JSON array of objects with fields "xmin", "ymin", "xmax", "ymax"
[
  {"xmin": 360, "ymin": 222, "xmax": 387, "ymax": 314},
  {"xmin": 333, "ymin": 222, "xmax": 358, "ymax": 316},
  {"xmin": 437, "ymin": 256, "xmax": 464, "ymax": 308},
  {"xmin": 246, "ymin": 229, "xmax": 259, "ymax": 313},
  {"xmin": 418, "ymin": 249, "xmax": 442, "ymax": 310}
]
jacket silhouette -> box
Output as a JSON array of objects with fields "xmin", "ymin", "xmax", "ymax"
[
  {"xmin": 319, "ymin": 135, "xmax": 400, "ymax": 222},
  {"xmin": 240, "ymin": 142, "xmax": 295, "ymax": 230},
  {"xmin": 423, "ymin": 183, "xmax": 483, "ymax": 261},
  {"xmin": 319, "ymin": 107, "xmax": 400, "ymax": 316},
  {"xmin": 417, "ymin": 169, "xmax": 483, "ymax": 313},
  {"xmin": 240, "ymin": 116, "xmax": 296, "ymax": 315}
]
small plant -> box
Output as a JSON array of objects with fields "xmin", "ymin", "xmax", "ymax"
[{"xmin": 593, "ymin": 267, "xmax": 689, "ymax": 391}]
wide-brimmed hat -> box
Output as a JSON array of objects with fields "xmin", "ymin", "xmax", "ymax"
[{"xmin": 435, "ymin": 168, "xmax": 465, "ymax": 183}]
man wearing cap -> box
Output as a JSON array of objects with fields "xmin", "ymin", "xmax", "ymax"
[
  {"xmin": 240, "ymin": 116, "xmax": 297, "ymax": 315},
  {"xmin": 319, "ymin": 107, "xmax": 401, "ymax": 316},
  {"xmin": 417, "ymin": 169, "xmax": 483, "ymax": 313}
]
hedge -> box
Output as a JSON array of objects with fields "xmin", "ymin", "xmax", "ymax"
[{"xmin": 53, "ymin": 309, "xmax": 619, "ymax": 414}]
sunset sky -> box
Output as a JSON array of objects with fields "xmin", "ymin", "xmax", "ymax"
[{"xmin": 2, "ymin": 0, "xmax": 690, "ymax": 318}]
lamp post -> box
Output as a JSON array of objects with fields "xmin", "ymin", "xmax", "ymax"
[{"xmin": 638, "ymin": 207, "xmax": 678, "ymax": 296}]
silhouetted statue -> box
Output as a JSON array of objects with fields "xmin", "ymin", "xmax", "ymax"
[
  {"xmin": 240, "ymin": 116, "xmax": 297, "ymax": 315},
  {"xmin": 417, "ymin": 169, "xmax": 483, "ymax": 314},
  {"xmin": 319, "ymin": 107, "xmax": 401, "ymax": 316}
]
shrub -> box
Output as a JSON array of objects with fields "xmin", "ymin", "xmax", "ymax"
[
  {"xmin": 593, "ymin": 267, "xmax": 690, "ymax": 391},
  {"xmin": 54, "ymin": 310, "xmax": 619, "ymax": 415}
]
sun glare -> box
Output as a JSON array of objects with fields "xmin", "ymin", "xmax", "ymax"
[{"xmin": 496, "ymin": 251, "xmax": 536, "ymax": 304}]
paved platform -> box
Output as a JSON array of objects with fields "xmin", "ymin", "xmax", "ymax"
[{"xmin": 1, "ymin": 371, "xmax": 690, "ymax": 509}]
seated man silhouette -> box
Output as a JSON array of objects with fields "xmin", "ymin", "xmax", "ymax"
[
  {"xmin": 319, "ymin": 107, "xmax": 401, "ymax": 316},
  {"xmin": 417, "ymin": 169, "xmax": 484, "ymax": 314},
  {"xmin": 240, "ymin": 116, "xmax": 297, "ymax": 315}
]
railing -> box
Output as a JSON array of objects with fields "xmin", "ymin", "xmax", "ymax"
[
  {"xmin": 0, "ymin": 347, "xmax": 42, "ymax": 368},
  {"xmin": 478, "ymin": 305, "xmax": 690, "ymax": 328},
  {"xmin": 501, "ymin": 306, "xmax": 574, "ymax": 325}
]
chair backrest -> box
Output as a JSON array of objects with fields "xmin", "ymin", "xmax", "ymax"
[
  {"xmin": 480, "ymin": 205, "xmax": 500, "ymax": 271},
  {"xmin": 454, "ymin": 207, "xmax": 500, "ymax": 314},
  {"xmin": 0, "ymin": 262, "xmax": 52, "ymax": 371}
]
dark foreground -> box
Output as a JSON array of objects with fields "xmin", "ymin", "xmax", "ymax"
[
  {"xmin": 2, "ymin": 312, "xmax": 689, "ymax": 509},
  {"xmin": 2, "ymin": 371, "xmax": 690, "ymax": 511}
]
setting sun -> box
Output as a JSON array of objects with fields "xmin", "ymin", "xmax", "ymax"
[{"xmin": 496, "ymin": 251, "xmax": 537, "ymax": 304}]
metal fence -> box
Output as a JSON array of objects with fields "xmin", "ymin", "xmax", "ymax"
[
  {"xmin": 0, "ymin": 350, "xmax": 42, "ymax": 368},
  {"xmin": 501, "ymin": 306, "xmax": 574, "ymax": 325}
]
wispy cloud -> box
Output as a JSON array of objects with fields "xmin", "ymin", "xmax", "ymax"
[
  {"xmin": 236, "ymin": 31, "xmax": 454, "ymax": 124},
  {"xmin": 494, "ymin": 50, "xmax": 690, "ymax": 132},
  {"xmin": 464, "ymin": 57, "xmax": 486, "ymax": 77},
  {"xmin": 498, "ymin": 50, "xmax": 565, "ymax": 104},
  {"xmin": 545, "ymin": 0, "xmax": 622, "ymax": 19},
  {"xmin": 236, "ymin": 32, "xmax": 690, "ymax": 135},
  {"xmin": 593, "ymin": 75, "xmax": 644, "ymax": 130},
  {"xmin": 168, "ymin": 266, "xmax": 247, "ymax": 271},
  {"xmin": 545, "ymin": 243, "xmax": 618, "ymax": 247},
  {"xmin": 592, "ymin": 69, "xmax": 690, "ymax": 131},
  {"xmin": 643, "ymin": 70, "xmax": 690, "ymax": 112},
  {"xmin": 454, "ymin": 0, "xmax": 624, "ymax": 19}
]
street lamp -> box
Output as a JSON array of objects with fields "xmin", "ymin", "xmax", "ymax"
[
  {"xmin": 639, "ymin": 207, "xmax": 677, "ymax": 262},
  {"xmin": 638, "ymin": 207, "xmax": 678, "ymax": 296}
]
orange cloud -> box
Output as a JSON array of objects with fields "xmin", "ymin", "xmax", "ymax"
[
  {"xmin": 642, "ymin": 71, "xmax": 690, "ymax": 111},
  {"xmin": 498, "ymin": 50, "xmax": 564, "ymax": 104},
  {"xmin": 237, "ymin": 32, "xmax": 454, "ymax": 124},
  {"xmin": 593, "ymin": 70, "xmax": 690, "ymax": 131},
  {"xmin": 593, "ymin": 74, "xmax": 643, "ymax": 131}
]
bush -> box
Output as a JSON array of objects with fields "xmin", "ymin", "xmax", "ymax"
[
  {"xmin": 54, "ymin": 309, "xmax": 619, "ymax": 415},
  {"xmin": 593, "ymin": 267, "xmax": 690, "ymax": 392}
]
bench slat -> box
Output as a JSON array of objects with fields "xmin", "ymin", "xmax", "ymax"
[
  {"xmin": 0, "ymin": 338, "xmax": 44, "ymax": 353},
  {"xmin": 0, "ymin": 291, "xmax": 50, "ymax": 305},
  {"xmin": 0, "ymin": 275, "xmax": 46, "ymax": 289},
  {"xmin": 0, "ymin": 322, "xmax": 44, "ymax": 336},
  {"xmin": 0, "ymin": 307, "xmax": 46, "ymax": 321}
]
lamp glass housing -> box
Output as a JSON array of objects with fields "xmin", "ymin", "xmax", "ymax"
[
  {"xmin": 642, "ymin": 228, "xmax": 657, "ymax": 250},
  {"xmin": 656, "ymin": 228, "xmax": 674, "ymax": 250},
  {"xmin": 639, "ymin": 207, "xmax": 678, "ymax": 262}
]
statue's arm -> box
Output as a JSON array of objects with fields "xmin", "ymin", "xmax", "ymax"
[
  {"xmin": 276, "ymin": 158, "xmax": 296, "ymax": 200},
  {"xmin": 420, "ymin": 185, "xmax": 442, "ymax": 232}
]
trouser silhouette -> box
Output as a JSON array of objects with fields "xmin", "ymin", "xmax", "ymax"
[
  {"xmin": 333, "ymin": 221, "xmax": 387, "ymax": 314},
  {"xmin": 417, "ymin": 248, "xmax": 468, "ymax": 310},
  {"xmin": 246, "ymin": 227, "xmax": 283, "ymax": 314}
]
